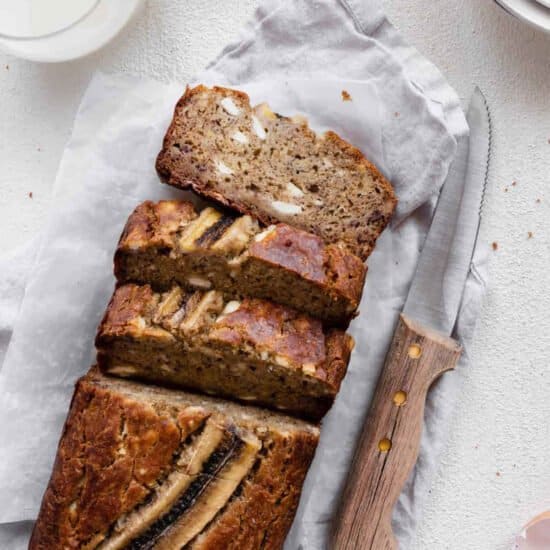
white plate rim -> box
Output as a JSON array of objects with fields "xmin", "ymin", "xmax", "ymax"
[{"xmin": 494, "ymin": 0, "xmax": 550, "ymax": 33}]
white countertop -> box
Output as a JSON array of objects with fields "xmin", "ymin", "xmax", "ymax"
[{"xmin": 1, "ymin": 1, "xmax": 549, "ymax": 548}]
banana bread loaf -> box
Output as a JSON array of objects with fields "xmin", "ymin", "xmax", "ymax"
[
  {"xmin": 96, "ymin": 283, "xmax": 353, "ymax": 421},
  {"xmin": 156, "ymin": 85, "xmax": 397, "ymax": 260},
  {"xmin": 29, "ymin": 368, "xmax": 319, "ymax": 550},
  {"xmin": 114, "ymin": 200, "xmax": 366, "ymax": 326}
]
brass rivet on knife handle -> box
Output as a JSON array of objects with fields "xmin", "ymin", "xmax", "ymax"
[
  {"xmin": 408, "ymin": 343, "xmax": 422, "ymax": 359},
  {"xmin": 393, "ymin": 390, "xmax": 407, "ymax": 406},
  {"xmin": 331, "ymin": 314, "xmax": 462, "ymax": 550}
]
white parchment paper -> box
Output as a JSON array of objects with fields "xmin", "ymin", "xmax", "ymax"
[{"xmin": 0, "ymin": 2, "xmax": 487, "ymax": 548}]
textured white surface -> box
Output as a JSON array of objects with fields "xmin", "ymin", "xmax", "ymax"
[{"xmin": 0, "ymin": 1, "xmax": 549, "ymax": 549}]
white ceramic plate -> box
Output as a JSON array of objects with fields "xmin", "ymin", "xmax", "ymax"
[
  {"xmin": 495, "ymin": 0, "xmax": 550, "ymax": 33},
  {"xmin": 0, "ymin": 0, "xmax": 144, "ymax": 63}
]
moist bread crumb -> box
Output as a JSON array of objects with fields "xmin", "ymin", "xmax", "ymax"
[
  {"xmin": 156, "ymin": 85, "xmax": 397, "ymax": 261},
  {"xmin": 29, "ymin": 368, "xmax": 319, "ymax": 550},
  {"xmin": 341, "ymin": 90, "xmax": 352, "ymax": 101},
  {"xmin": 115, "ymin": 200, "xmax": 366, "ymax": 326}
]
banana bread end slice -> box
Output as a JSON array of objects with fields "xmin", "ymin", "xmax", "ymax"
[{"xmin": 29, "ymin": 368, "xmax": 319, "ymax": 550}]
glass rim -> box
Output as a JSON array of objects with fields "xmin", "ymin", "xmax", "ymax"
[{"xmin": 0, "ymin": 0, "xmax": 101, "ymax": 41}]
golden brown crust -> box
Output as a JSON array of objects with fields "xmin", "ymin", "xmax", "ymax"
[
  {"xmin": 96, "ymin": 283, "xmax": 354, "ymax": 420},
  {"xmin": 114, "ymin": 200, "xmax": 198, "ymax": 277},
  {"xmin": 249, "ymin": 224, "xmax": 326, "ymax": 284},
  {"xmin": 29, "ymin": 375, "xmax": 194, "ymax": 549},
  {"xmin": 97, "ymin": 283, "xmax": 156, "ymax": 337},
  {"xmin": 115, "ymin": 200, "xmax": 366, "ymax": 326},
  {"xmin": 323, "ymin": 329, "xmax": 355, "ymax": 390},
  {"xmin": 208, "ymin": 298, "xmax": 327, "ymax": 375},
  {"xmin": 119, "ymin": 200, "xmax": 197, "ymax": 250},
  {"xmin": 249, "ymin": 224, "xmax": 366, "ymax": 304},
  {"xmin": 326, "ymin": 244, "xmax": 367, "ymax": 302},
  {"xmin": 97, "ymin": 283, "xmax": 350, "ymax": 385},
  {"xmin": 155, "ymin": 85, "xmax": 397, "ymax": 261},
  {"xmin": 30, "ymin": 370, "xmax": 319, "ymax": 550},
  {"xmin": 117, "ymin": 200, "xmax": 156, "ymax": 249}
]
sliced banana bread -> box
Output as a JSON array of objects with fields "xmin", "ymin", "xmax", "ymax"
[
  {"xmin": 115, "ymin": 200, "xmax": 366, "ymax": 326},
  {"xmin": 30, "ymin": 368, "xmax": 319, "ymax": 550},
  {"xmin": 96, "ymin": 284, "xmax": 354, "ymax": 421},
  {"xmin": 156, "ymin": 85, "xmax": 397, "ymax": 260}
]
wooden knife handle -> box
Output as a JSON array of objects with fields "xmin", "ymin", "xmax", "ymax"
[{"xmin": 331, "ymin": 314, "xmax": 462, "ymax": 549}]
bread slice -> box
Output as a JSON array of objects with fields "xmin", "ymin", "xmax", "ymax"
[
  {"xmin": 96, "ymin": 284, "xmax": 354, "ymax": 421},
  {"xmin": 30, "ymin": 368, "xmax": 319, "ymax": 550},
  {"xmin": 115, "ymin": 200, "xmax": 366, "ymax": 326},
  {"xmin": 156, "ymin": 85, "xmax": 397, "ymax": 261}
]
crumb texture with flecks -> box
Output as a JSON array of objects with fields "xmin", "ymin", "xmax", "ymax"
[
  {"xmin": 115, "ymin": 200, "xmax": 366, "ymax": 326},
  {"xmin": 156, "ymin": 85, "xmax": 396, "ymax": 261},
  {"xmin": 96, "ymin": 283, "xmax": 354, "ymax": 420}
]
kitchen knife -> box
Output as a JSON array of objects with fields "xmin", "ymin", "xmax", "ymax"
[{"xmin": 332, "ymin": 88, "xmax": 491, "ymax": 550}]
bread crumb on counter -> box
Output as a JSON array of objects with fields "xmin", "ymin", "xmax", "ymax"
[
  {"xmin": 528, "ymin": 231, "xmax": 533, "ymax": 239},
  {"xmin": 492, "ymin": 242, "xmax": 498, "ymax": 251},
  {"xmin": 341, "ymin": 90, "xmax": 352, "ymax": 101}
]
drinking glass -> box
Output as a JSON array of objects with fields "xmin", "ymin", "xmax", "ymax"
[{"xmin": 0, "ymin": 0, "xmax": 144, "ymax": 62}]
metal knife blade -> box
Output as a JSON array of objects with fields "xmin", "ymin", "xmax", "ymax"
[
  {"xmin": 333, "ymin": 90, "xmax": 492, "ymax": 550},
  {"xmin": 402, "ymin": 87, "xmax": 491, "ymax": 336}
]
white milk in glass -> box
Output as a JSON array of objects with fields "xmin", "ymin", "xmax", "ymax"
[
  {"xmin": 0, "ymin": 0, "xmax": 98, "ymax": 38},
  {"xmin": 0, "ymin": 0, "xmax": 142, "ymax": 62}
]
